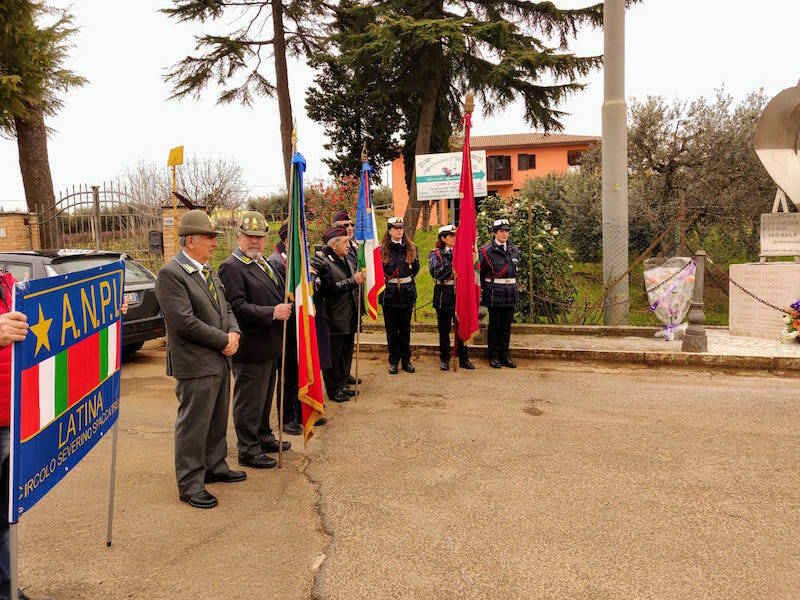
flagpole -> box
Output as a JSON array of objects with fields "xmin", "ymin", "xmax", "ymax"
[
  {"xmin": 278, "ymin": 123, "xmax": 297, "ymax": 469},
  {"xmin": 354, "ymin": 143, "xmax": 370, "ymax": 401},
  {"xmin": 355, "ymin": 282, "xmax": 361, "ymax": 402}
]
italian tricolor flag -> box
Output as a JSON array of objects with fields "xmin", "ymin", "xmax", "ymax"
[
  {"xmin": 354, "ymin": 161, "xmax": 385, "ymax": 321},
  {"xmin": 287, "ymin": 152, "xmax": 324, "ymax": 445},
  {"xmin": 19, "ymin": 320, "xmax": 121, "ymax": 441}
]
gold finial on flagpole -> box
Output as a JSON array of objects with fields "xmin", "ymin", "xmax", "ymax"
[
  {"xmin": 291, "ymin": 121, "xmax": 297, "ymax": 153},
  {"xmin": 361, "ymin": 141, "xmax": 368, "ymax": 163},
  {"xmin": 465, "ymin": 92, "xmax": 475, "ymax": 115}
]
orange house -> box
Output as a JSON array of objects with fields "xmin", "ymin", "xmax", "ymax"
[{"xmin": 391, "ymin": 132, "xmax": 599, "ymax": 225}]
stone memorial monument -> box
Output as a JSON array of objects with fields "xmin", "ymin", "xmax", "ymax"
[{"xmin": 729, "ymin": 80, "xmax": 800, "ymax": 339}]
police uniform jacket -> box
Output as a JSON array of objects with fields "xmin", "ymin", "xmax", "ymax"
[
  {"xmin": 429, "ymin": 247, "xmax": 456, "ymax": 310},
  {"xmin": 379, "ymin": 241, "xmax": 419, "ymax": 308},
  {"xmin": 310, "ymin": 248, "xmax": 358, "ymax": 335},
  {"xmin": 155, "ymin": 250, "xmax": 241, "ymax": 379},
  {"xmin": 218, "ymin": 249, "xmax": 285, "ymax": 363},
  {"xmin": 479, "ymin": 239, "xmax": 520, "ymax": 307}
]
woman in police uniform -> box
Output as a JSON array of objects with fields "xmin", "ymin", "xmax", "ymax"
[
  {"xmin": 429, "ymin": 224, "xmax": 474, "ymax": 371},
  {"xmin": 479, "ymin": 218, "xmax": 519, "ymax": 368},
  {"xmin": 379, "ymin": 217, "xmax": 419, "ymax": 374}
]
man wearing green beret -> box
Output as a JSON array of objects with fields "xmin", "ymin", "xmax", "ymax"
[
  {"xmin": 155, "ymin": 209, "xmax": 244, "ymax": 509},
  {"xmin": 219, "ymin": 211, "xmax": 294, "ymax": 471}
]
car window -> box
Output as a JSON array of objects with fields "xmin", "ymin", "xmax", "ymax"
[
  {"xmin": 123, "ymin": 259, "xmax": 153, "ymax": 284},
  {"xmin": 3, "ymin": 262, "xmax": 33, "ymax": 282},
  {"xmin": 49, "ymin": 256, "xmax": 120, "ymax": 275}
]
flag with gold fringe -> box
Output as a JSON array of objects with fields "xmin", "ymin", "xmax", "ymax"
[{"xmin": 286, "ymin": 152, "xmax": 324, "ymax": 444}]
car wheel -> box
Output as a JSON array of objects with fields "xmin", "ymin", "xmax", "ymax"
[{"xmin": 122, "ymin": 342, "xmax": 144, "ymax": 355}]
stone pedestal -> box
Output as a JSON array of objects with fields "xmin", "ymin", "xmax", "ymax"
[{"xmin": 729, "ymin": 262, "xmax": 800, "ymax": 340}]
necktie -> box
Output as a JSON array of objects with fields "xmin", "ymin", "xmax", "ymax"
[
  {"xmin": 258, "ymin": 258, "xmax": 279, "ymax": 285},
  {"xmin": 201, "ymin": 265, "xmax": 219, "ymax": 305}
]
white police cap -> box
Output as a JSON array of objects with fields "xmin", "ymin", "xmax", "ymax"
[
  {"xmin": 388, "ymin": 216, "xmax": 404, "ymax": 227},
  {"xmin": 492, "ymin": 218, "xmax": 511, "ymax": 230},
  {"xmin": 438, "ymin": 224, "xmax": 456, "ymax": 236}
]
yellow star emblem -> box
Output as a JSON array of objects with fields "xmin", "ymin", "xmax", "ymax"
[{"xmin": 30, "ymin": 305, "xmax": 52, "ymax": 357}]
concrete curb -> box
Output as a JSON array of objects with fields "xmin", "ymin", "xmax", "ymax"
[
  {"xmin": 357, "ymin": 340, "xmax": 799, "ymax": 371},
  {"xmin": 363, "ymin": 322, "xmax": 729, "ymax": 339}
]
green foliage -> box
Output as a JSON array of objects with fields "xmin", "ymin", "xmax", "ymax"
[
  {"xmin": 248, "ymin": 193, "xmax": 289, "ymax": 221},
  {"xmin": 371, "ymin": 185, "xmax": 392, "ymax": 209},
  {"xmin": 162, "ymin": 0, "xmax": 321, "ymax": 105},
  {"xmin": 308, "ymin": 0, "xmax": 609, "ymax": 205},
  {"xmin": 305, "ymin": 1, "xmax": 401, "ymax": 183},
  {"xmin": 303, "ymin": 174, "xmax": 360, "ymax": 246},
  {"xmin": 532, "ymin": 90, "xmax": 775, "ymax": 264},
  {"xmin": 0, "ymin": 0, "xmax": 86, "ymax": 134},
  {"xmin": 477, "ymin": 194, "xmax": 576, "ymax": 324}
]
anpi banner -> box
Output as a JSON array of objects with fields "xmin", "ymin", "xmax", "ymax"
[{"xmin": 9, "ymin": 260, "xmax": 124, "ymax": 520}]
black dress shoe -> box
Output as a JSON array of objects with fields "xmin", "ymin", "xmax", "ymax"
[
  {"xmin": 283, "ymin": 421, "xmax": 303, "ymax": 436},
  {"xmin": 459, "ymin": 358, "xmax": 475, "ymax": 369},
  {"xmin": 388, "ymin": 363, "xmax": 398, "ymax": 374},
  {"xmin": 401, "ymin": 362, "xmax": 415, "ymax": 373},
  {"xmin": 261, "ymin": 439, "xmax": 291, "ymax": 453},
  {"xmin": 238, "ymin": 452, "xmax": 277, "ymax": 469},
  {"xmin": 315, "ymin": 417, "xmax": 327, "ymax": 426},
  {"xmin": 343, "ymin": 388, "xmax": 358, "ymax": 397},
  {"xmin": 204, "ymin": 469, "xmax": 247, "ymax": 483},
  {"xmin": 180, "ymin": 490, "xmax": 218, "ymax": 509},
  {"xmin": 440, "ymin": 360, "xmax": 450, "ymax": 371},
  {"xmin": 347, "ymin": 375, "xmax": 362, "ymax": 385},
  {"xmin": 331, "ymin": 390, "xmax": 351, "ymax": 402},
  {"xmin": 501, "ymin": 357, "xmax": 517, "ymax": 368},
  {"xmin": 489, "ymin": 358, "xmax": 502, "ymax": 369}
]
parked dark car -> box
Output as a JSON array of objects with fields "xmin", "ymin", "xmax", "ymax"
[{"xmin": 0, "ymin": 250, "xmax": 164, "ymax": 354}]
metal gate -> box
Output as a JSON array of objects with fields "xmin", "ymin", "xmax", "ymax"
[{"xmin": 38, "ymin": 182, "xmax": 164, "ymax": 274}]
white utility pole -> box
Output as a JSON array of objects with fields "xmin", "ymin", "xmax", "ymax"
[{"xmin": 602, "ymin": 0, "xmax": 629, "ymax": 325}]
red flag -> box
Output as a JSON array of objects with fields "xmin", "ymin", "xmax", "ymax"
[{"xmin": 453, "ymin": 111, "xmax": 481, "ymax": 343}]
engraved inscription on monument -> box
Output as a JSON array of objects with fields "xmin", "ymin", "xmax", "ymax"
[
  {"xmin": 761, "ymin": 212, "xmax": 800, "ymax": 256},
  {"xmin": 729, "ymin": 263, "xmax": 800, "ymax": 339}
]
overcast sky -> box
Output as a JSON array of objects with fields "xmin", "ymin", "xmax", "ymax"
[{"xmin": 1, "ymin": 0, "xmax": 799, "ymax": 210}]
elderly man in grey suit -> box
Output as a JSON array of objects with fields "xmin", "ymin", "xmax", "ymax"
[{"xmin": 155, "ymin": 209, "xmax": 244, "ymax": 509}]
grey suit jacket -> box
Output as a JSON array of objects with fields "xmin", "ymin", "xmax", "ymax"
[{"xmin": 155, "ymin": 250, "xmax": 241, "ymax": 380}]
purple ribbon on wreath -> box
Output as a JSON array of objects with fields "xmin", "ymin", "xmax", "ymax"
[{"xmin": 650, "ymin": 260, "xmax": 697, "ymax": 339}]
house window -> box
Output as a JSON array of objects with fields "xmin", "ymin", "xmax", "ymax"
[
  {"xmin": 487, "ymin": 155, "xmax": 511, "ymax": 181},
  {"xmin": 517, "ymin": 154, "xmax": 536, "ymax": 171},
  {"xmin": 567, "ymin": 150, "xmax": 584, "ymax": 166}
]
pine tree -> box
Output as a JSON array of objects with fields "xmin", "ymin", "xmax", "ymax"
[
  {"xmin": 162, "ymin": 0, "xmax": 323, "ymax": 190},
  {"xmin": 0, "ymin": 0, "xmax": 86, "ymax": 247},
  {"xmin": 308, "ymin": 0, "xmax": 612, "ymax": 239},
  {"xmin": 305, "ymin": 3, "xmax": 403, "ymax": 183}
]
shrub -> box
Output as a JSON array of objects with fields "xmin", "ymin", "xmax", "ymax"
[
  {"xmin": 477, "ymin": 193, "xmax": 576, "ymax": 323},
  {"xmin": 304, "ymin": 174, "xmax": 360, "ymax": 245}
]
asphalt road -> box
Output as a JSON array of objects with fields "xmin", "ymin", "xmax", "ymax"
[{"xmin": 16, "ymin": 347, "xmax": 800, "ymax": 599}]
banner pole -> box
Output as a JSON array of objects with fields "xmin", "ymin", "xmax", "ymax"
[
  {"xmin": 278, "ymin": 124, "xmax": 298, "ymax": 469},
  {"xmin": 355, "ymin": 280, "xmax": 361, "ymax": 402},
  {"xmin": 277, "ymin": 319, "xmax": 288, "ymax": 469},
  {"xmin": 106, "ymin": 419, "xmax": 119, "ymax": 546},
  {"xmin": 10, "ymin": 522, "xmax": 18, "ymax": 600}
]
